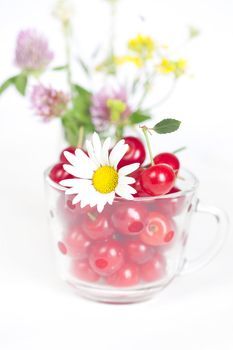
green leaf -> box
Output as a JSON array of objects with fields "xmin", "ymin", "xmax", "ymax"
[
  {"xmin": 72, "ymin": 84, "xmax": 91, "ymax": 98},
  {"xmin": 0, "ymin": 76, "xmax": 16, "ymax": 94},
  {"xmin": 61, "ymin": 84, "xmax": 94, "ymax": 146},
  {"xmin": 62, "ymin": 115, "xmax": 79, "ymax": 146},
  {"xmin": 77, "ymin": 57, "xmax": 90, "ymax": 76},
  {"xmin": 0, "ymin": 74, "xmax": 28, "ymax": 96},
  {"xmin": 52, "ymin": 65, "xmax": 68, "ymax": 71},
  {"xmin": 61, "ymin": 108, "xmax": 94, "ymax": 146},
  {"xmin": 129, "ymin": 111, "xmax": 151, "ymax": 124},
  {"xmin": 153, "ymin": 118, "xmax": 181, "ymax": 134},
  {"xmin": 14, "ymin": 74, "xmax": 28, "ymax": 95}
]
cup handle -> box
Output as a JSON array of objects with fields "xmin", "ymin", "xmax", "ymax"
[{"xmin": 180, "ymin": 199, "xmax": 229, "ymax": 275}]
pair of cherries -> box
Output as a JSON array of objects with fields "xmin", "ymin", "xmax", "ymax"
[{"xmin": 116, "ymin": 136, "xmax": 180, "ymax": 197}]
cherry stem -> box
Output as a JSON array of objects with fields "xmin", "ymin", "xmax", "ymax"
[
  {"xmin": 142, "ymin": 126, "xmax": 154, "ymax": 166},
  {"xmin": 87, "ymin": 212, "xmax": 97, "ymax": 221},
  {"xmin": 77, "ymin": 126, "xmax": 84, "ymax": 148},
  {"xmin": 173, "ymin": 146, "xmax": 187, "ymax": 154}
]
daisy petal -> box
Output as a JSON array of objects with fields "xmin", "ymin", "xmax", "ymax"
[
  {"xmin": 118, "ymin": 176, "xmax": 136, "ymax": 185},
  {"xmin": 115, "ymin": 187, "xmax": 134, "ymax": 200},
  {"xmin": 72, "ymin": 194, "xmax": 81, "ymax": 205},
  {"xmin": 60, "ymin": 178, "xmax": 90, "ymax": 188},
  {"xmin": 106, "ymin": 192, "xmax": 115, "ymax": 205},
  {"xmin": 63, "ymin": 151, "xmax": 79, "ymax": 167},
  {"xmin": 118, "ymin": 163, "xmax": 140, "ymax": 176},
  {"xmin": 116, "ymin": 183, "xmax": 137, "ymax": 195},
  {"xmin": 86, "ymin": 185, "xmax": 99, "ymax": 207},
  {"xmin": 109, "ymin": 140, "xmax": 128, "ymax": 168},
  {"xmin": 64, "ymin": 187, "xmax": 80, "ymax": 195},
  {"xmin": 115, "ymin": 184, "xmax": 135, "ymax": 199},
  {"xmin": 91, "ymin": 191, "xmax": 109, "ymax": 212},
  {"xmin": 63, "ymin": 163, "xmax": 94, "ymax": 179},
  {"xmin": 92, "ymin": 132, "xmax": 102, "ymax": 163},
  {"xmin": 86, "ymin": 139, "xmax": 100, "ymax": 167},
  {"xmin": 80, "ymin": 198, "xmax": 90, "ymax": 209},
  {"xmin": 97, "ymin": 200, "xmax": 106, "ymax": 213},
  {"xmin": 101, "ymin": 137, "xmax": 111, "ymax": 166},
  {"xmin": 75, "ymin": 149, "xmax": 97, "ymax": 171},
  {"xmin": 113, "ymin": 144, "xmax": 129, "ymax": 169},
  {"xmin": 125, "ymin": 184, "xmax": 137, "ymax": 194}
]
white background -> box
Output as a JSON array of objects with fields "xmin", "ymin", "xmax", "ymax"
[{"xmin": 0, "ymin": 0, "xmax": 233, "ymax": 349}]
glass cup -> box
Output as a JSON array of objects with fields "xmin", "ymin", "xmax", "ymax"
[{"xmin": 45, "ymin": 168, "xmax": 229, "ymax": 304}]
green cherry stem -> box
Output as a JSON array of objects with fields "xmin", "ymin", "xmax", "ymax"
[
  {"xmin": 142, "ymin": 126, "xmax": 154, "ymax": 166},
  {"xmin": 87, "ymin": 212, "xmax": 97, "ymax": 221}
]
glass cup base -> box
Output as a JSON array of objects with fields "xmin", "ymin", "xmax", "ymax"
[{"xmin": 66, "ymin": 277, "xmax": 174, "ymax": 304}]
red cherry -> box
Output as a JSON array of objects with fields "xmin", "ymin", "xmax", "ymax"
[
  {"xmin": 106, "ymin": 262, "xmax": 140, "ymax": 287},
  {"xmin": 154, "ymin": 152, "xmax": 180, "ymax": 174},
  {"xmin": 82, "ymin": 213, "xmax": 114, "ymax": 241},
  {"xmin": 131, "ymin": 168, "xmax": 149, "ymax": 197},
  {"xmin": 111, "ymin": 202, "xmax": 147, "ymax": 235},
  {"xmin": 89, "ymin": 240, "xmax": 124, "ymax": 276},
  {"xmin": 60, "ymin": 146, "xmax": 76, "ymax": 163},
  {"xmin": 49, "ymin": 163, "xmax": 74, "ymax": 184},
  {"xmin": 140, "ymin": 212, "xmax": 174, "ymax": 246},
  {"xmin": 71, "ymin": 259, "xmax": 100, "ymax": 283},
  {"xmin": 140, "ymin": 253, "xmax": 166, "ymax": 282},
  {"xmin": 169, "ymin": 186, "xmax": 181, "ymax": 194},
  {"xmin": 118, "ymin": 136, "xmax": 146, "ymax": 168},
  {"xmin": 154, "ymin": 187, "xmax": 185, "ymax": 217},
  {"xmin": 140, "ymin": 164, "xmax": 175, "ymax": 196},
  {"xmin": 125, "ymin": 239, "xmax": 153, "ymax": 264},
  {"xmin": 64, "ymin": 227, "xmax": 92, "ymax": 258}
]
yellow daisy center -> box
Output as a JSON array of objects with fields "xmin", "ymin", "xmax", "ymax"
[{"xmin": 92, "ymin": 166, "xmax": 119, "ymax": 194}]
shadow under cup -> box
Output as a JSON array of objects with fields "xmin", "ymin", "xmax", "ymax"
[{"xmin": 44, "ymin": 168, "xmax": 228, "ymax": 304}]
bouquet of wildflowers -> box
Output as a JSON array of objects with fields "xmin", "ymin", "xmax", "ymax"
[{"xmin": 0, "ymin": 0, "xmax": 198, "ymax": 147}]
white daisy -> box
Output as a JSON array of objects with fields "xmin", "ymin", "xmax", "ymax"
[{"xmin": 60, "ymin": 133, "xmax": 140, "ymax": 212}]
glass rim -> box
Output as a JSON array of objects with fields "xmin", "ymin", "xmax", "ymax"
[{"xmin": 44, "ymin": 166, "xmax": 199, "ymax": 201}]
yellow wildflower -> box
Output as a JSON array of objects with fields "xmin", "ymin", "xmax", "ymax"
[
  {"xmin": 114, "ymin": 55, "xmax": 143, "ymax": 68},
  {"xmin": 128, "ymin": 34, "xmax": 155, "ymax": 60},
  {"xmin": 157, "ymin": 58, "xmax": 175, "ymax": 74},
  {"xmin": 157, "ymin": 58, "xmax": 187, "ymax": 78},
  {"xmin": 175, "ymin": 59, "xmax": 187, "ymax": 77}
]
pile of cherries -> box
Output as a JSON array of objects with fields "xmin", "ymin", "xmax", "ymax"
[
  {"xmin": 50, "ymin": 136, "xmax": 184, "ymax": 288},
  {"xmin": 50, "ymin": 136, "xmax": 180, "ymax": 198}
]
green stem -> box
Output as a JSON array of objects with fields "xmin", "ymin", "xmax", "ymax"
[
  {"xmin": 77, "ymin": 126, "xmax": 85, "ymax": 148},
  {"xmin": 115, "ymin": 124, "xmax": 124, "ymax": 141},
  {"xmin": 142, "ymin": 127, "xmax": 154, "ymax": 166},
  {"xmin": 173, "ymin": 146, "xmax": 187, "ymax": 154},
  {"xmin": 63, "ymin": 23, "xmax": 73, "ymax": 95},
  {"xmin": 87, "ymin": 212, "xmax": 97, "ymax": 221},
  {"xmin": 137, "ymin": 70, "xmax": 156, "ymax": 109}
]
